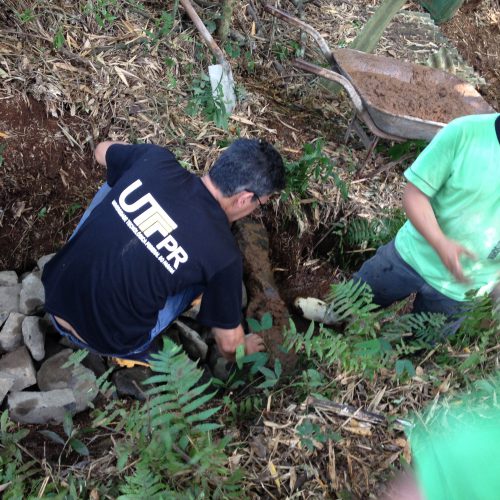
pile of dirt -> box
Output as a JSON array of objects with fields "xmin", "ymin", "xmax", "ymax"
[{"xmin": 349, "ymin": 69, "xmax": 492, "ymax": 123}]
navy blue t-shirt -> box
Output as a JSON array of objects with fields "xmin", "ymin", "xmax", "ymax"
[{"xmin": 42, "ymin": 144, "xmax": 242, "ymax": 354}]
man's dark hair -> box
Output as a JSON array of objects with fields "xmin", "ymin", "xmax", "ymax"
[{"xmin": 209, "ymin": 138, "xmax": 286, "ymax": 197}]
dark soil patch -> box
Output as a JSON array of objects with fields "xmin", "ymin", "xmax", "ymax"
[{"xmin": 0, "ymin": 96, "xmax": 102, "ymax": 273}]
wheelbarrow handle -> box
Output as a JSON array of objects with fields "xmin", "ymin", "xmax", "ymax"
[
  {"xmin": 263, "ymin": 4, "xmax": 339, "ymax": 71},
  {"xmin": 292, "ymin": 59, "xmax": 364, "ymax": 113}
]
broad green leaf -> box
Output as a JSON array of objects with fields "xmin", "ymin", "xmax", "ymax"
[
  {"xmin": 39, "ymin": 430, "xmax": 65, "ymax": 446},
  {"xmin": 63, "ymin": 412, "xmax": 73, "ymax": 438},
  {"xmin": 235, "ymin": 344, "xmax": 245, "ymax": 369},
  {"xmin": 260, "ymin": 312, "xmax": 273, "ymax": 330},
  {"xmin": 69, "ymin": 438, "xmax": 89, "ymax": 456}
]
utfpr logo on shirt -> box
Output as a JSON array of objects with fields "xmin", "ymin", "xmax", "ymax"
[{"xmin": 112, "ymin": 179, "xmax": 188, "ymax": 274}]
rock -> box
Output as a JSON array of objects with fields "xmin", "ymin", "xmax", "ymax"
[
  {"xmin": 19, "ymin": 273, "xmax": 45, "ymax": 315},
  {"xmin": 212, "ymin": 357, "xmax": 235, "ymax": 382},
  {"xmin": 0, "ymin": 312, "xmax": 25, "ymax": 352},
  {"xmin": 112, "ymin": 367, "xmax": 152, "ymax": 401},
  {"xmin": 37, "ymin": 348, "xmax": 98, "ymax": 413},
  {"xmin": 0, "ymin": 284, "xmax": 21, "ymax": 315},
  {"xmin": 0, "ymin": 346, "xmax": 37, "ymax": 391},
  {"xmin": 0, "ymin": 271, "xmax": 18, "ymax": 286},
  {"xmin": 0, "ymin": 311, "xmax": 8, "ymax": 329},
  {"xmin": 36, "ymin": 253, "xmax": 55, "ymax": 272},
  {"xmin": 0, "ymin": 373, "xmax": 15, "ymax": 404},
  {"xmin": 22, "ymin": 316, "xmax": 46, "ymax": 361},
  {"xmin": 82, "ymin": 353, "xmax": 108, "ymax": 378},
  {"xmin": 174, "ymin": 320, "xmax": 208, "ymax": 361},
  {"xmin": 8, "ymin": 389, "xmax": 76, "ymax": 424}
]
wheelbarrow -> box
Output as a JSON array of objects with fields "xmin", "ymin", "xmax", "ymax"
[{"xmin": 264, "ymin": 5, "xmax": 496, "ymax": 155}]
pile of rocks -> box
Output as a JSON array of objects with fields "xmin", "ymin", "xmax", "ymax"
[
  {"xmin": 0, "ymin": 254, "xmax": 238, "ymax": 425},
  {"xmin": 0, "ymin": 255, "xmax": 102, "ymax": 425}
]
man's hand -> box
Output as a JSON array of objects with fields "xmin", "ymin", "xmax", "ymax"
[
  {"xmin": 212, "ymin": 326, "xmax": 266, "ymax": 361},
  {"xmin": 244, "ymin": 333, "xmax": 265, "ymax": 355},
  {"xmin": 435, "ymin": 237, "xmax": 476, "ymax": 283}
]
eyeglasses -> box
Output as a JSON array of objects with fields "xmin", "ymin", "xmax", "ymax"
[{"xmin": 254, "ymin": 193, "xmax": 263, "ymax": 208}]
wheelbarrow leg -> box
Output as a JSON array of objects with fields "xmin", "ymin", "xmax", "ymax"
[
  {"xmin": 345, "ymin": 111, "xmax": 372, "ymax": 149},
  {"xmin": 364, "ymin": 136, "xmax": 380, "ymax": 164}
]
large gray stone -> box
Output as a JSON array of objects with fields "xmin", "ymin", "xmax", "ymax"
[
  {"xmin": 37, "ymin": 349, "xmax": 98, "ymax": 412},
  {"xmin": 36, "ymin": 253, "xmax": 55, "ymax": 272},
  {"xmin": 19, "ymin": 273, "xmax": 45, "ymax": 315},
  {"xmin": 112, "ymin": 367, "xmax": 152, "ymax": 401},
  {"xmin": 22, "ymin": 316, "xmax": 46, "ymax": 361},
  {"xmin": 0, "ymin": 285, "xmax": 21, "ymax": 315},
  {"xmin": 0, "ymin": 373, "xmax": 15, "ymax": 404},
  {"xmin": 0, "ymin": 271, "xmax": 18, "ymax": 286},
  {"xmin": 8, "ymin": 389, "xmax": 76, "ymax": 424},
  {"xmin": 0, "ymin": 312, "xmax": 25, "ymax": 352},
  {"xmin": 0, "ymin": 346, "xmax": 37, "ymax": 391}
]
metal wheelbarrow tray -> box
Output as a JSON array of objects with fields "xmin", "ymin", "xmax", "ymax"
[{"xmin": 265, "ymin": 4, "xmax": 496, "ymax": 143}]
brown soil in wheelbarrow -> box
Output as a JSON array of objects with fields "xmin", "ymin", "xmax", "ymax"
[{"xmin": 349, "ymin": 70, "xmax": 489, "ymax": 124}]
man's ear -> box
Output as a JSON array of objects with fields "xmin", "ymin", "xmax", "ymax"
[{"xmin": 235, "ymin": 190, "xmax": 254, "ymax": 208}]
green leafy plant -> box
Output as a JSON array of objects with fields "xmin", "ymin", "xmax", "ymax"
[
  {"xmin": 186, "ymin": 72, "xmax": 229, "ymax": 129},
  {"xmin": 101, "ymin": 337, "xmax": 243, "ymax": 497},
  {"xmin": 144, "ymin": 10, "xmax": 174, "ymax": 45},
  {"xmin": 0, "ymin": 410, "xmax": 37, "ymax": 498},
  {"xmin": 379, "ymin": 139, "xmax": 428, "ymax": 161},
  {"xmin": 0, "ymin": 144, "xmax": 6, "ymax": 167},
  {"xmin": 284, "ymin": 280, "xmax": 445, "ymax": 377},
  {"xmin": 83, "ymin": 0, "xmax": 117, "ymax": 28},
  {"xmin": 39, "ymin": 412, "xmax": 90, "ymax": 458},
  {"xmin": 345, "ymin": 209, "xmax": 406, "ymax": 250},
  {"xmin": 296, "ymin": 418, "xmax": 341, "ymax": 452},
  {"xmin": 53, "ymin": 28, "xmax": 65, "ymax": 49},
  {"xmin": 284, "ymin": 140, "xmax": 348, "ymax": 199},
  {"xmin": 66, "ymin": 202, "xmax": 82, "ymax": 219},
  {"xmin": 17, "ymin": 9, "xmax": 35, "ymax": 23}
]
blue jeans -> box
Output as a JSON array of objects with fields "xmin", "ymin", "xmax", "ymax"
[
  {"xmin": 353, "ymin": 240, "xmax": 465, "ymax": 337},
  {"xmin": 52, "ymin": 183, "xmax": 201, "ymax": 360}
]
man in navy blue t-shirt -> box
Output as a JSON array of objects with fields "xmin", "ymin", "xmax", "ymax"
[{"xmin": 42, "ymin": 139, "xmax": 285, "ymax": 362}]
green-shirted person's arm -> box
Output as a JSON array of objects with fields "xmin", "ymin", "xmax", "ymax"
[{"xmin": 402, "ymin": 183, "xmax": 476, "ymax": 283}]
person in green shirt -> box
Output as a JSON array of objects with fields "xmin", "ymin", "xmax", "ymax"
[
  {"xmin": 353, "ymin": 113, "xmax": 500, "ymax": 335},
  {"xmin": 382, "ymin": 398, "xmax": 500, "ymax": 500}
]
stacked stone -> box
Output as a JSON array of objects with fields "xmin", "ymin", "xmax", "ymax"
[{"xmin": 0, "ymin": 255, "xmax": 98, "ymax": 425}]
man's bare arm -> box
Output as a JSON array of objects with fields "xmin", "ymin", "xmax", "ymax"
[
  {"xmin": 212, "ymin": 324, "xmax": 265, "ymax": 361},
  {"xmin": 403, "ymin": 182, "xmax": 475, "ymax": 283},
  {"xmin": 94, "ymin": 141, "xmax": 128, "ymax": 167}
]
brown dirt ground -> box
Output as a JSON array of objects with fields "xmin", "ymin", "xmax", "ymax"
[
  {"xmin": 0, "ymin": 2, "xmax": 498, "ymax": 290},
  {"xmin": 0, "ymin": 96, "xmax": 103, "ymax": 272}
]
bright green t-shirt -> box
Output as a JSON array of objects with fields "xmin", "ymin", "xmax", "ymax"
[
  {"xmin": 409, "ymin": 403, "xmax": 500, "ymax": 500},
  {"xmin": 395, "ymin": 113, "xmax": 500, "ymax": 301}
]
